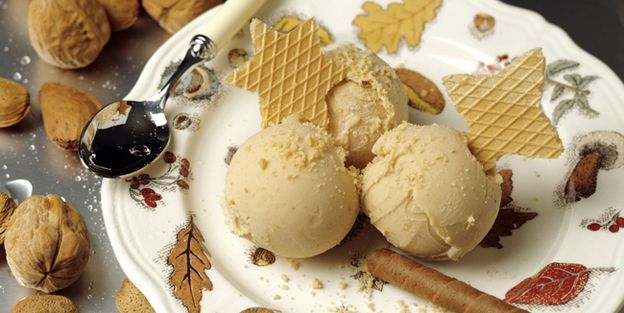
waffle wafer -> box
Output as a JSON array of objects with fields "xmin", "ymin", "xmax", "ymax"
[
  {"xmin": 443, "ymin": 48, "xmax": 563, "ymax": 172},
  {"xmin": 225, "ymin": 19, "xmax": 345, "ymax": 129}
]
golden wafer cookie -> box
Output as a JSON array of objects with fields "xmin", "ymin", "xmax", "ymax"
[
  {"xmin": 225, "ymin": 19, "xmax": 345, "ymax": 129},
  {"xmin": 443, "ymin": 48, "xmax": 563, "ymax": 171}
]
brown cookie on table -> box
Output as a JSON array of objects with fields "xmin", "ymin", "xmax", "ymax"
[
  {"xmin": 10, "ymin": 295, "xmax": 78, "ymax": 313},
  {"xmin": 116, "ymin": 277, "xmax": 156, "ymax": 313}
]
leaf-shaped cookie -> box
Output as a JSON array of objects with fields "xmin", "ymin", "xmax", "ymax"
[
  {"xmin": 353, "ymin": 0, "xmax": 443, "ymax": 53},
  {"xmin": 443, "ymin": 48, "xmax": 563, "ymax": 172},
  {"xmin": 168, "ymin": 221, "xmax": 212, "ymax": 313}
]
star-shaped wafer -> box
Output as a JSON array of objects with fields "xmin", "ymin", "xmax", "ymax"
[
  {"xmin": 443, "ymin": 48, "xmax": 563, "ymax": 172},
  {"xmin": 225, "ymin": 19, "xmax": 345, "ymax": 129}
]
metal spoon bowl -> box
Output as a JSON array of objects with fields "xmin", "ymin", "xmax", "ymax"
[
  {"xmin": 78, "ymin": 0, "xmax": 267, "ymax": 178},
  {"xmin": 78, "ymin": 35, "xmax": 215, "ymax": 178}
]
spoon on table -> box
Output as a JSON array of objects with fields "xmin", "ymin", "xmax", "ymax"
[{"xmin": 78, "ymin": 0, "xmax": 268, "ymax": 178}]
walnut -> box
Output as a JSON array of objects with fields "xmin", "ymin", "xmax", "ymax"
[
  {"xmin": 98, "ymin": 0, "xmax": 140, "ymax": 32},
  {"xmin": 0, "ymin": 191, "xmax": 17, "ymax": 245},
  {"xmin": 28, "ymin": 0, "xmax": 111, "ymax": 69},
  {"xmin": 4, "ymin": 195, "xmax": 90, "ymax": 293},
  {"xmin": 0, "ymin": 78, "xmax": 30, "ymax": 128},
  {"xmin": 142, "ymin": 0, "xmax": 223, "ymax": 34}
]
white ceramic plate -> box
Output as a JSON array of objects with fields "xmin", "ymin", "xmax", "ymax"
[{"xmin": 102, "ymin": 0, "xmax": 624, "ymax": 312}]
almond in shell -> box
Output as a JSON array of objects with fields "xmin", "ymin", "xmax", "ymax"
[
  {"xmin": 39, "ymin": 82, "xmax": 102, "ymax": 150},
  {"xmin": 0, "ymin": 78, "xmax": 30, "ymax": 128},
  {"xmin": 396, "ymin": 68, "xmax": 445, "ymax": 115}
]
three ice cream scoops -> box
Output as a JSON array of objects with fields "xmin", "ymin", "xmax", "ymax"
[{"xmin": 223, "ymin": 19, "xmax": 561, "ymax": 261}]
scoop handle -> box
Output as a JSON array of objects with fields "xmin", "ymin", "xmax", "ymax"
[{"xmin": 199, "ymin": 0, "xmax": 269, "ymax": 50}]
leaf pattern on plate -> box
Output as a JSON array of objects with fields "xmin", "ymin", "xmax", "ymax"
[
  {"xmin": 505, "ymin": 263, "xmax": 590, "ymax": 305},
  {"xmin": 168, "ymin": 220, "xmax": 213, "ymax": 313},
  {"xmin": 545, "ymin": 59, "xmax": 599, "ymax": 125},
  {"xmin": 480, "ymin": 169, "xmax": 538, "ymax": 249},
  {"xmin": 480, "ymin": 204, "xmax": 538, "ymax": 249},
  {"xmin": 353, "ymin": 0, "xmax": 443, "ymax": 53}
]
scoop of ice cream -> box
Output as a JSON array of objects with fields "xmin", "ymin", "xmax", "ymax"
[
  {"xmin": 326, "ymin": 44, "xmax": 408, "ymax": 169},
  {"xmin": 361, "ymin": 123, "xmax": 501, "ymax": 261},
  {"xmin": 224, "ymin": 115, "xmax": 359, "ymax": 258}
]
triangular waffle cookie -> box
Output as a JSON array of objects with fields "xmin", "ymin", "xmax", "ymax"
[
  {"xmin": 225, "ymin": 19, "xmax": 345, "ymax": 129},
  {"xmin": 443, "ymin": 48, "xmax": 563, "ymax": 172}
]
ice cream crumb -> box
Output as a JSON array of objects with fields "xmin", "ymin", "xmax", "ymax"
[
  {"xmin": 288, "ymin": 259, "xmax": 301, "ymax": 270},
  {"xmin": 312, "ymin": 278, "xmax": 323, "ymax": 289},
  {"xmin": 327, "ymin": 305, "xmax": 358, "ymax": 313},
  {"xmin": 280, "ymin": 284, "xmax": 290, "ymax": 290},
  {"xmin": 259, "ymin": 158, "xmax": 268, "ymax": 170},
  {"xmin": 338, "ymin": 280, "xmax": 348, "ymax": 289},
  {"xmin": 273, "ymin": 294, "xmax": 281, "ymax": 300},
  {"xmin": 397, "ymin": 300, "xmax": 410, "ymax": 313},
  {"xmin": 368, "ymin": 303, "xmax": 376, "ymax": 311},
  {"xmin": 281, "ymin": 274, "xmax": 290, "ymax": 282}
]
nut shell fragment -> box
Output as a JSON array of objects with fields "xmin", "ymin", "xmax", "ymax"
[
  {"xmin": 4, "ymin": 195, "xmax": 90, "ymax": 293},
  {"xmin": 0, "ymin": 78, "xmax": 30, "ymax": 128}
]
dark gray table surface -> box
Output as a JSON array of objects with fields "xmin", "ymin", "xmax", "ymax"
[{"xmin": 0, "ymin": 0, "xmax": 622, "ymax": 312}]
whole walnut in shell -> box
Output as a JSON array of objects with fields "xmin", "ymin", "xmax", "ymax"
[
  {"xmin": 98, "ymin": 0, "xmax": 140, "ymax": 32},
  {"xmin": 28, "ymin": 0, "xmax": 111, "ymax": 69},
  {"xmin": 142, "ymin": 0, "xmax": 223, "ymax": 34},
  {"xmin": 4, "ymin": 195, "xmax": 90, "ymax": 293}
]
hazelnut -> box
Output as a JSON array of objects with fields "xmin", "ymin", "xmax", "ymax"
[
  {"xmin": 98, "ymin": 0, "xmax": 140, "ymax": 32},
  {"xmin": 4, "ymin": 195, "xmax": 90, "ymax": 293},
  {"xmin": 142, "ymin": 0, "xmax": 223, "ymax": 34},
  {"xmin": 28, "ymin": 0, "xmax": 111, "ymax": 69},
  {"xmin": 0, "ymin": 78, "xmax": 30, "ymax": 128},
  {"xmin": 0, "ymin": 191, "xmax": 17, "ymax": 245}
]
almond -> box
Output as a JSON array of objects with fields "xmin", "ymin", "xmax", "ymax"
[
  {"xmin": 39, "ymin": 82, "xmax": 102, "ymax": 150},
  {"xmin": 0, "ymin": 78, "xmax": 30, "ymax": 128}
]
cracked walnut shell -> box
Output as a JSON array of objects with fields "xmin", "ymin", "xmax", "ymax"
[
  {"xmin": 0, "ymin": 78, "xmax": 30, "ymax": 128},
  {"xmin": 4, "ymin": 195, "xmax": 90, "ymax": 293},
  {"xmin": 28, "ymin": 0, "xmax": 111, "ymax": 69}
]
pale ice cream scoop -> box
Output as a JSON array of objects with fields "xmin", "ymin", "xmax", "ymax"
[
  {"xmin": 224, "ymin": 115, "xmax": 359, "ymax": 258},
  {"xmin": 326, "ymin": 44, "xmax": 408, "ymax": 169},
  {"xmin": 361, "ymin": 123, "xmax": 501, "ymax": 261}
]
